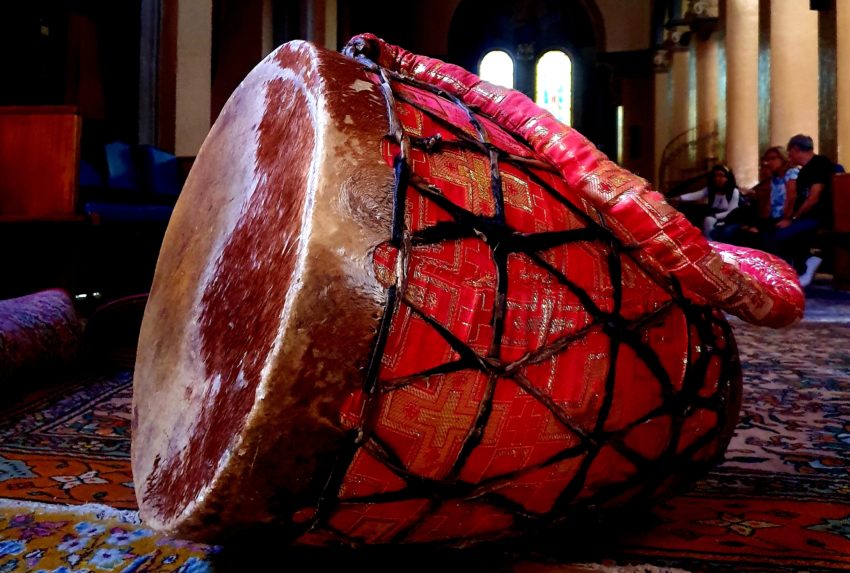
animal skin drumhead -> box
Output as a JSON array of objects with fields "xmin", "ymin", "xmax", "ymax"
[{"xmin": 133, "ymin": 41, "xmax": 395, "ymax": 538}]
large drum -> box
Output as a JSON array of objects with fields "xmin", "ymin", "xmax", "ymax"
[{"xmin": 132, "ymin": 36, "xmax": 803, "ymax": 545}]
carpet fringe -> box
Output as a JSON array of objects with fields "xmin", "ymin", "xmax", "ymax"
[{"xmin": 0, "ymin": 497, "xmax": 141, "ymax": 525}]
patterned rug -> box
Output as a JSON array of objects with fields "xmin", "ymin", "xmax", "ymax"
[
  {"xmin": 0, "ymin": 373, "xmax": 218, "ymax": 572},
  {"xmin": 0, "ymin": 499, "xmax": 214, "ymax": 572},
  {"xmin": 0, "ymin": 293, "xmax": 848, "ymax": 571},
  {"xmin": 610, "ymin": 320, "xmax": 850, "ymax": 572},
  {"xmin": 0, "ymin": 372, "xmax": 135, "ymax": 509}
]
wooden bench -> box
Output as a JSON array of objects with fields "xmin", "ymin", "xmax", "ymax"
[{"xmin": 832, "ymin": 173, "xmax": 850, "ymax": 290}]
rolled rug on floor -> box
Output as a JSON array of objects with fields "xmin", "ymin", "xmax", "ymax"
[{"xmin": 0, "ymin": 289, "xmax": 82, "ymax": 385}]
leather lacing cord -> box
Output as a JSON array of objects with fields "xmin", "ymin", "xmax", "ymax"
[{"xmin": 302, "ymin": 54, "xmax": 738, "ymax": 546}]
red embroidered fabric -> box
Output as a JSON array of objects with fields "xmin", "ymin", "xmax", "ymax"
[
  {"xmin": 343, "ymin": 34, "xmax": 804, "ymax": 329},
  {"xmin": 285, "ymin": 39, "xmax": 766, "ymax": 546}
]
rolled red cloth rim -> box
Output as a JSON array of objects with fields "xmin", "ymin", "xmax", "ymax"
[{"xmin": 343, "ymin": 33, "xmax": 804, "ymax": 329}]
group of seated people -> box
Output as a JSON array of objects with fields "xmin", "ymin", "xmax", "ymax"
[{"xmin": 672, "ymin": 134, "xmax": 843, "ymax": 287}]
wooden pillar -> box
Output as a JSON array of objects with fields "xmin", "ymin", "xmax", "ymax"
[{"xmin": 819, "ymin": 1, "xmax": 837, "ymax": 163}]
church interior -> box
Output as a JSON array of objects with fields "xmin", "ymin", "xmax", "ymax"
[{"xmin": 0, "ymin": 1, "xmax": 848, "ymax": 572}]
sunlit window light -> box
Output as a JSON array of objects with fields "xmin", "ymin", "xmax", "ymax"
[
  {"xmin": 479, "ymin": 50, "xmax": 514, "ymax": 89},
  {"xmin": 535, "ymin": 50, "xmax": 572, "ymax": 125},
  {"xmin": 617, "ymin": 105, "xmax": 624, "ymax": 165}
]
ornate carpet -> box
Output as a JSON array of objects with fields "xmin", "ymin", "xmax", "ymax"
[
  {"xmin": 610, "ymin": 320, "xmax": 850, "ymax": 572},
  {"xmin": 0, "ymin": 372, "xmax": 217, "ymax": 572},
  {"xmin": 0, "ymin": 311, "xmax": 848, "ymax": 571}
]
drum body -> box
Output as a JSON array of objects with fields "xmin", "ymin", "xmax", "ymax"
[{"xmin": 133, "ymin": 40, "xmax": 743, "ymax": 545}]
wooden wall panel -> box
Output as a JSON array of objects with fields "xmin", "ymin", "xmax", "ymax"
[
  {"xmin": 0, "ymin": 106, "xmax": 81, "ymax": 220},
  {"xmin": 834, "ymin": 173, "xmax": 850, "ymax": 233}
]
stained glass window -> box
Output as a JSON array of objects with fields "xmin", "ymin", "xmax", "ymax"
[
  {"xmin": 535, "ymin": 50, "xmax": 572, "ymax": 125},
  {"xmin": 479, "ymin": 50, "xmax": 514, "ymax": 89}
]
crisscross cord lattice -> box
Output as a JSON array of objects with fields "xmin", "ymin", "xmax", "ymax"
[{"xmin": 307, "ymin": 56, "xmax": 738, "ymax": 545}]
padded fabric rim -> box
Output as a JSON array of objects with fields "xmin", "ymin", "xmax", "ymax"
[{"xmin": 343, "ymin": 33, "xmax": 804, "ymax": 329}]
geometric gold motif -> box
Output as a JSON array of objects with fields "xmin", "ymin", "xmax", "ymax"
[{"xmin": 310, "ymin": 38, "xmax": 741, "ymax": 546}]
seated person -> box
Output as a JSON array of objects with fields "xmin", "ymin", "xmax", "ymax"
[
  {"xmin": 759, "ymin": 134, "xmax": 835, "ymax": 286},
  {"xmin": 739, "ymin": 146, "xmax": 799, "ymax": 234},
  {"xmin": 674, "ymin": 164, "xmax": 741, "ymax": 239}
]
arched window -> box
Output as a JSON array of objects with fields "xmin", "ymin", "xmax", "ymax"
[
  {"xmin": 535, "ymin": 50, "xmax": 572, "ymax": 125},
  {"xmin": 478, "ymin": 50, "xmax": 514, "ymax": 89}
]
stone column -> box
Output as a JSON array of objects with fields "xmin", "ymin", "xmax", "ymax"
[
  {"xmin": 839, "ymin": 0, "xmax": 850, "ymax": 167},
  {"xmin": 670, "ymin": 40, "xmax": 692, "ymax": 142},
  {"xmin": 654, "ymin": 50, "xmax": 672, "ymax": 186},
  {"xmin": 174, "ymin": 0, "xmax": 212, "ymax": 157},
  {"xmin": 696, "ymin": 35, "xmax": 719, "ymax": 131},
  {"xmin": 725, "ymin": 0, "xmax": 759, "ymax": 187},
  {"xmin": 696, "ymin": 32, "xmax": 719, "ymax": 166},
  {"xmin": 692, "ymin": 0, "xmax": 720, "ymax": 131},
  {"xmin": 769, "ymin": 0, "xmax": 819, "ymax": 150}
]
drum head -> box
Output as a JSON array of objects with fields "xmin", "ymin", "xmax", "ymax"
[{"xmin": 132, "ymin": 41, "xmax": 394, "ymax": 538}]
